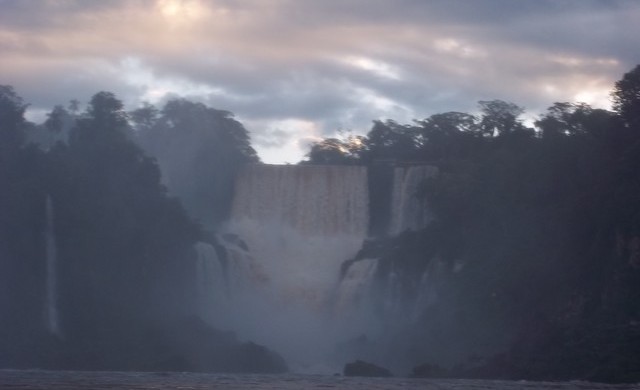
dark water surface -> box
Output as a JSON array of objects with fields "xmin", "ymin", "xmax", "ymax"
[{"xmin": 0, "ymin": 370, "xmax": 637, "ymax": 389}]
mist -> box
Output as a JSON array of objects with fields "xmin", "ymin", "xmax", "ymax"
[
  {"xmin": 1, "ymin": 0, "xmax": 640, "ymax": 383},
  {"xmin": 2, "ymin": 64, "xmax": 640, "ymax": 383}
]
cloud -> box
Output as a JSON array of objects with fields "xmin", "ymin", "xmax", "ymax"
[{"xmin": 0, "ymin": 0, "xmax": 638, "ymax": 162}]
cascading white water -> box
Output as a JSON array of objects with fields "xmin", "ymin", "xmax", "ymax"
[
  {"xmin": 217, "ymin": 164, "xmax": 370, "ymax": 370},
  {"xmin": 232, "ymin": 164, "xmax": 369, "ymax": 237},
  {"xmin": 333, "ymin": 258, "xmax": 379, "ymax": 326},
  {"xmin": 194, "ymin": 242, "xmax": 227, "ymax": 318},
  {"xmin": 388, "ymin": 165, "xmax": 438, "ymax": 235},
  {"xmin": 194, "ymin": 237, "xmax": 265, "ymax": 328},
  {"xmin": 229, "ymin": 164, "xmax": 369, "ymax": 307},
  {"xmin": 198, "ymin": 163, "xmax": 439, "ymax": 371},
  {"xmin": 379, "ymin": 258, "xmax": 448, "ymax": 327},
  {"xmin": 411, "ymin": 258, "xmax": 448, "ymax": 321},
  {"xmin": 44, "ymin": 195, "xmax": 61, "ymax": 337}
]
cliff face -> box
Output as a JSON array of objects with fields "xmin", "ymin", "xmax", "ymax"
[
  {"xmin": 192, "ymin": 163, "xmax": 442, "ymax": 371},
  {"xmin": 194, "ymin": 160, "xmax": 640, "ymax": 381}
]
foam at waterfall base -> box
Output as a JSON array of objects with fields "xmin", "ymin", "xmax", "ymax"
[
  {"xmin": 194, "ymin": 163, "xmax": 442, "ymax": 370},
  {"xmin": 216, "ymin": 218, "xmax": 376, "ymax": 369},
  {"xmin": 210, "ymin": 165, "xmax": 373, "ymax": 367}
]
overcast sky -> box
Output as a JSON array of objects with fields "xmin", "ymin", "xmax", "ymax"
[{"xmin": 1, "ymin": 0, "xmax": 638, "ymax": 163}]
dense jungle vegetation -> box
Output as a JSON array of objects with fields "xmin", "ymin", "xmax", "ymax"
[{"xmin": 1, "ymin": 64, "xmax": 639, "ymax": 381}]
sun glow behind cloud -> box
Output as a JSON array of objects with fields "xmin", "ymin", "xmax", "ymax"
[
  {"xmin": 156, "ymin": 0, "xmax": 209, "ymax": 27},
  {"xmin": 250, "ymin": 119, "xmax": 321, "ymax": 164},
  {"xmin": 574, "ymin": 87, "xmax": 613, "ymax": 109}
]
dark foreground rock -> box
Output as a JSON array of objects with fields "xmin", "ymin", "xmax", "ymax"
[
  {"xmin": 344, "ymin": 360, "xmax": 392, "ymax": 377},
  {"xmin": 455, "ymin": 322, "xmax": 640, "ymax": 384},
  {"xmin": 0, "ymin": 316, "xmax": 287, "ymax": 374},
  {"xmin": 153, "ymin": 316, "xmax": 288, "ymax": 373}
]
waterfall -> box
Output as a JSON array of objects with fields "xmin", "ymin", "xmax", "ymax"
[
  {"xmin": 194, "ymin": 242, "xmax": 226, "ymax": 318},
  {"xmin": 388, "ymin": 165, "xmax": 437, "ymax": 235},
  {"xmin": 228, "ymin": 164, "xmax": 369, "ymax": 309},
  {"xmin": 44, "ymin": 195, "xmax": 61, "ymax": 337},
  {"xmin": 411, "ymin": 258, "xmax": 447, "ymax": 321},
  {"xmin": 195, "ymin": 163, "xmax": 439, "ymax": 370},
  {"xmin": 231, "ymin": 164, "xmax": 369, "ymax": 237},
  {"xmin": 380, "ymin": 258, "xmax": 447, "ymax": 326},
  {"xmin": 218, "ymin": 164, "xmax": 370, "ymax": 370},
  {"xmin": 334, "ymin": 258, "xmax": 379, "ymax": 326}
]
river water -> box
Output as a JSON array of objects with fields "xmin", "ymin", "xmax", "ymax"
[{"xmin": 0, "ymin": 370, "xmax": 637, "ymax": 389}]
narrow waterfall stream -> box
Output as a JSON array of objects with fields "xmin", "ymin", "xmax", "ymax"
[{"xmin": 44, "ymin": 195, "xmax": 61, "ymax": 337}]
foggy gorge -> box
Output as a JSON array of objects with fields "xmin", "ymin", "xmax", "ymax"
[
  {"xmin": 2, "ymin": 63, "xmax": 640, "ymax": 385},
  {"xmin": 196, "ymin": 163, "xmax": 437, "ymax": 371},
  {"xmin": 4, "ymin": 1, "xmax": 640, "ymax": 388}
]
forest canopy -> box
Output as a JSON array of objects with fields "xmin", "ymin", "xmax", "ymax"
[
  {"xmin": 1, "ymin": 64, "xmax": 640, "ymax": 381},
  {"xmin": 302, "ymin": 65, "xmax": 640, "ymax": 382}
]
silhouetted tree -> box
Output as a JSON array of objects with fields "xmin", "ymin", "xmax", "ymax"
[
  {"xmin": 478, "ymin": 99, "xmax": 528, "ymax": 136},
  {"xmin": 47, "ymin": 91, "xmax": 200, "ymax": 349},
  {"xmin": 305, "ymin": 134, "xmax": 366, "ymax": 165},
  {"xmin": 0, "ymin": 85, "xmax": 27, "ymax": 154},
  {"xmin": 0, "ymin": 86, "xmax": 47, "ymax": 346},
  {"xmin": 536, "ymin": 102, "xmax": 590, "ymax": 138},
  {"xmin": 364, "ymin": 120, "xmax": 418, "ymax": 162},
  {"xmin": 416, "ymin": 112, "xmax": 481, "ymax": 162},
  {"xmin": 67, "ymin": 99, "xmax": 80, "ymax": 115},
  {"xmin": 41, "ymin": 105, "xmax": 75, "ymax": 148},
  {"xmin": 612, "ymin": 64, "xmax": 640, "ymax": 129},
  {"xmin": 129, "ymin": 102, "xmax": 159, "ymax": 133},
  {"xmin": 136, "ymin": 99, "xmax": 258, "ymax": 228}
]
